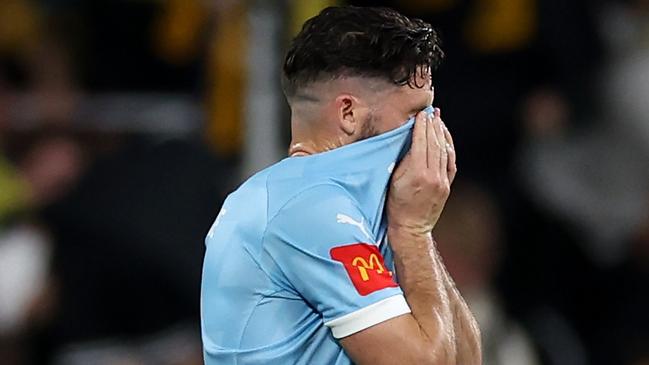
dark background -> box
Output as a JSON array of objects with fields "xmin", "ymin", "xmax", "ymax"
[{"xmin": 1, "ymin": 0, "xmax": 648, "ymax": 364}]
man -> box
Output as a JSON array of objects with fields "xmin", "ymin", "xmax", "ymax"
[{"xmin": 201, "ymin": 6, "xmax": 481, "ymax": 365}]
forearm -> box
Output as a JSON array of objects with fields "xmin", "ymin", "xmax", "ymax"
[
  {"xmin": 382, "ymin": 107, "xmax": 473, "ymax": 364},
  {"xmin": 389, "ymin": 228, "xmax": 457, "ymax": 363},
  {"xmin": 431, "ymin": 239, "xmax": 482, "ymax": 364},
  {"xmin": 450, "ymin": 295, "xmax": 482, "ymax": 365}
]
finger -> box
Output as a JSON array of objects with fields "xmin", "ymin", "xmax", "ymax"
[
  {"xmin": 426, "ymin": 112, "xmax": 441, "ymax": 172},
  {"xmin": 434, "ymin": 108, "xmax": 445, "ymax": 148},
  {"xmin": 434, "ymin": 114, "xmax": 449, "ymax": 183},
  {"xmin": 442, "ymin": 122, "xmax": 457, "ymax": 183},
  {"xmin": 411, "ymin": 111, "xmax": 428, "ymax": 168}
]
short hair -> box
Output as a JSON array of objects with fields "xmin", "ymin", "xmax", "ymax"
[{"xmin": 282, "ymin": 6, "xmax": 444, "ymax": 99}]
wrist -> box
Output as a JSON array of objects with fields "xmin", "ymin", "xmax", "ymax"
[
  {"xmin": 387, "ymin": 221, "xmax": 431, "ymax": 238},
  {"xmin": 387, "ymin": 225, "xmax": 433, "ymax": 250}
]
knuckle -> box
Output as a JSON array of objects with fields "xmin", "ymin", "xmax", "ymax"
[
  {"xmin": 422, "ymin": 172, "xmax": 437, "ymax": 186},
  {"xmin": 441, "ymin": 184, "xmax": 451, "ymax": 195},
  {"xmin": 432, "ymin": 179, "xmax": 449, "ymax": 194},
  {"xmin": 427, "ymin": 180, "xmax": 441, "ymax": 191}
]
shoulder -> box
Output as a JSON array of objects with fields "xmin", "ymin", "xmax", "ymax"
[
  {"xmin": 264, "ymin": 182, "xmax": 376, "ymax": 254},
  {"xmin": 269, "ymin": 183, "xmax": 362, "ymax": 226}
]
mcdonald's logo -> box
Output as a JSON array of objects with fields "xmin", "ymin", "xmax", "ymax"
[
  {"xmin": 352, "ymin": 254, "xmax": 393, "ymax": 281},
  {"xmin": 330, "ymin": 243, "xmax": 398, "ymax": 296}
]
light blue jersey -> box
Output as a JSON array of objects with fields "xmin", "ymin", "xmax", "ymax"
[{"xmin": 201, "ymin": 108, "xmax": 432, "ymax": 364}]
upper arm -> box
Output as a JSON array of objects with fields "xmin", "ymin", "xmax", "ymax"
[
  {"xmin": 339, "ymin": 313, "xmax": 440, "ymax": 365},
  {"xmin": 262, "ymin": 184, "xmax": 410, "ymax": 338}
]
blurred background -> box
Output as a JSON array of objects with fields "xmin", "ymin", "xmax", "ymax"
[{"xmin": 0, "ymin": 0, "xmax": 647, "ymax": 364}]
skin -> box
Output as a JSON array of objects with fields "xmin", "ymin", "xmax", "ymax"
[
  {"xmin": 287, "ymin": 71, "xmax": 482, "ymax": 364},
  {"xmin": 288, "ymin": 72, "xmax": 434, "ymax": 156}
]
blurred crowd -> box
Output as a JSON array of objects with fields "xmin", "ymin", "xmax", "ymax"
[{"xmin": 0, "ymin": 0, "xmax": 647, "ymax": 364}]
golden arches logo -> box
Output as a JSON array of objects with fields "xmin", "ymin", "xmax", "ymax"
[{"xmin": 352, "ymin": 254, "xmax": 393, "ymax": 282}]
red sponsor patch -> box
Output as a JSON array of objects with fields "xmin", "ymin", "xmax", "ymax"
[{"xmin": 330, "ymin": 243, "xmax": 398, "ymax": 296}]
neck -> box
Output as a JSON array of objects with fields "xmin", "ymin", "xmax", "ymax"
[
  {"xmin": 288, "ymin": 140, "xmax": 317, "ymax": 157},
  {"xmin": 288, "ymin": 116, "xmax": 349, "ymax": 157},
  {"xmin": 288, "ymin": 136, "xmax": 347, "ymax": 157}
]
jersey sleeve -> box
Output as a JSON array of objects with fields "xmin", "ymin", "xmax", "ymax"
[{"xmin": 262, "ymin": 184, "xmax": 411, "ymax": 339}]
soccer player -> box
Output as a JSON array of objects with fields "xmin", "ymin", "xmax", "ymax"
[{"xmin": 201, "ymin": 6, "xmax": 482, "ymax": 365}]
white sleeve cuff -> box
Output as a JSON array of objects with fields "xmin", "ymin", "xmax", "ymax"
[{"xmin": 324, "ymin": 295, "xmax": 411, "ymax": 339}]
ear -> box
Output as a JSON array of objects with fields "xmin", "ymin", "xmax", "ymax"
[{"xmin": 335, "ymin": 94, "xmax": 357, "ymax": 135}]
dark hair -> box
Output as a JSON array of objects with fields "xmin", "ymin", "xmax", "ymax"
[{"xmin": 282, "ymin": 6, "xmax": 444, "ymax": 99}]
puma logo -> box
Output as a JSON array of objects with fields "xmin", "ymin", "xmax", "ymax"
[{"xmin": 336, "ymin": 213, "xmax": 372, "ymax": 241}]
